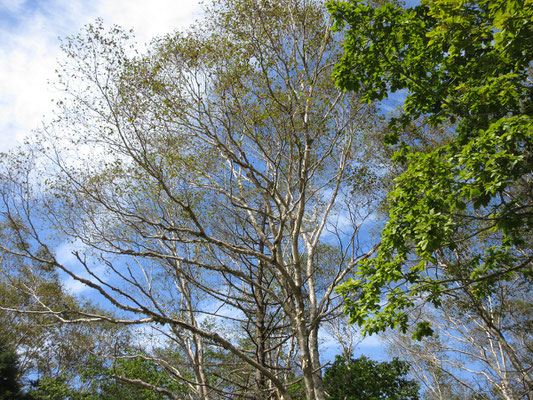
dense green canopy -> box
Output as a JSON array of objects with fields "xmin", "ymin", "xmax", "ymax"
[
  {"xmin": 327, "ymin": 0, "xmax": 533, "ymax": 336},
  {"xmin": 324, "ymin": 356, "xmax": 419, "ymax": 400},
  {"xmin": 0, "ymin": 341, "xmax": 23, "ymax": 400}
]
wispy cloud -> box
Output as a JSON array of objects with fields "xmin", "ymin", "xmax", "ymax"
[
  {"xmin": 0, "ymin": 0, "xmax": 201, "ymax": 152},
  {"xmin": 0, "ymin": 0, "xmax": 25, "ymax": 15}
]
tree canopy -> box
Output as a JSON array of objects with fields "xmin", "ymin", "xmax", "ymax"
[
  {"xmin": 2, "ymin": 0, "xmax": 531, "ymax": 397},
  {"xmin": 323, "ymin": 355, "xmax": 420, "ymax": 400},
  {"xmin": 327, "ymin": 0, "xmax": 533, "ymax": 337},
  {"xmin": 0, "ymin": 0, "xmax": 382, "ymax": 399},
  {"xmin": 0, "ymin": 340, "xmax": 24, "ymax": 400}
]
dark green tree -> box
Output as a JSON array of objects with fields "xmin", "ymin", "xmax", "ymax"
[
  {"xmin": 0, "ymin": 339, "xmax": 36, "ymax": 400},
  {"xmin": 323, "ymin": 355, "xmax": 419, "ymax": 400},
  {"xmin": 327, "ymin": 0, "xmax": 533, "ymax": 339},
  {"xmin": 0, "ymin": 341, "xmax": 23, "ymax": 400}
]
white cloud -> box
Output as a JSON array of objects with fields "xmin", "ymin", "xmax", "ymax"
[
  {"xmin": 62, "ymin": 276, "xmax": 90, "ymax": 295},
  {"xmin": 55, "ymin": 239, "xmax": 81, "ymax": 265},
  {"xmin": 0, "ymin": 0, "xmax": 25, "ymax": 14},
  {"xmin": 319, "ymin": 326, "xmax": 387, "ymax": 364},
  {"xmin": 61, "ymin": 262, "xmax": 109, "ymax": 296},
  {"xmin": 0, "ymin": 0, "xmax": 201, "ymax": 152},
  {"xmin": 96, "ymin": 0, "xmax": 201, "ymax": 46},
  {"xmin": 55, "ymin": 239, "xmax": 108, "ymax": 295}
]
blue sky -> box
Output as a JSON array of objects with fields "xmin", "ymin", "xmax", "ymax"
[
  {"xmin": 0, "ymin": 0, "xmax": 396, "ymax": 363},
  {"xmin": 0, "ymin": 0, "xmax": 420, "ymax": 152},
  {"xmin": 0, "ymin": 0, "xmax": 201, "ymax": 152}
]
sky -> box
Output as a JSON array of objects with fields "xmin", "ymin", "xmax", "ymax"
[
  {"xmin": 1, "ymin": 0, "xmax": 390, "ymax": 362},
  {"xmin": 0, "ymin": 0, "xmax": 202, "ymax": 152}
]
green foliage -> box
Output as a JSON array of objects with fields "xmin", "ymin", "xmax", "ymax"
[
  {"xmin": 0, "ymin": 0, "xmax": 380, "ymax": 398},
  {"xmin": 323, "ymin": 355, "xmax": 420, "ymax": 400},
  {"xmin": 287, "ymin": 379, "xmax": 306, "ymax": 400},
  {"xmin": 0, "ymin": 267, "xmax": 129, "ymax": 386},
  {"xmin": 27, "ymin": 355, "xmax": 182, "ymax": 400},
  {"xmin": 29, "ymin": 377, "xmax": 91, "ymax": 400},
  {"xmin": 328, "ymin": 0, "xmax": 533, "ymax": 334},
  {"xmin": 80, "ymin": 356, "xmax": 181, "ymax": 400}
]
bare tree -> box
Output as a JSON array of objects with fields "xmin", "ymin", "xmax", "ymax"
[
  {"xmin": 0, "ymin": 0, "xmax": 381, "ymax": 398},
  {"xmin": 384, "ymin": 273, "xmax": 533, "ymax": 400}
]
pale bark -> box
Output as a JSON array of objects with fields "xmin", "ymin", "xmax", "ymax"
[{"xmin": 0, "ymin": 1, "xmax": 381, "ymax": 399}]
